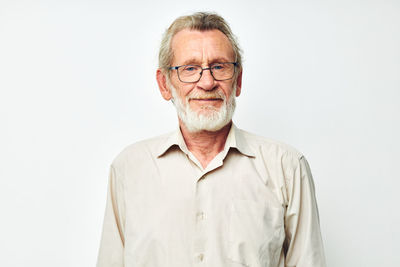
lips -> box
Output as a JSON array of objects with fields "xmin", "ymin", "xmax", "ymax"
[
  {"xmin": 187, "ymin": 91, "xmax": 226, "ymax": 104},
  {"xmin": 191, "ymin": 98, "xmax": 222, "ymax": 101}
]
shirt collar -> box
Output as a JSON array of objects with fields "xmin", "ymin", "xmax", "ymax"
[
  {"xmin": 156, "ymin": 123, "xmax": 255, "ymax": 158},
  {"xmin": 231, "ymin": 124, "xmax": 256, "ymax": 157}
]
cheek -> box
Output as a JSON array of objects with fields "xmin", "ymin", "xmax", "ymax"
[
  {"xmin": 222, "ymin": 84, "xmax": 236, "ymax": 98},
  {"xmin": 170, "ymin": 79, "xmax": 189, "ymax": 97},
  {"xmin": 180, "ymin": 85, "xmax": 196, "ymax": 98}
]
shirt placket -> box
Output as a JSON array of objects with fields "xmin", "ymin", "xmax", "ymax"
[
  {"xmin": 192, "ymin": 170, "xmax": 210, "ymax": 266},
  {"xmin": 186, "ymin": 148, "xmax": 228, "ymax": 266}
]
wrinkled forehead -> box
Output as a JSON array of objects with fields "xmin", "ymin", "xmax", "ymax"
[{"xmin": 170, "ymin": 29, "xmax": 235, "ymax": 65}]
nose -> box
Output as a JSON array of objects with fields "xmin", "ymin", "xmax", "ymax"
[{"xmin": 197, "ymin": 68, "xmax": 216, "ymax": 91}]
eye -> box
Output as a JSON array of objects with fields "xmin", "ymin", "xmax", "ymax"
[
  {"xmin": 211, "ymin": 64, "xmax": 225, "ymax": 70},
  {"xmin": 182, "ymin": 65, "xmax": 198, "ymax": 72}
]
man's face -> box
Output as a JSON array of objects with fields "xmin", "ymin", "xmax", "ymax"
[{"xmin": 166, "ymin": 29, "xmax": 242, "ymax": 132}]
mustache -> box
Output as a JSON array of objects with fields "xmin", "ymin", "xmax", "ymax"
[{"xmin": 187, "ymin": 90, "xmax": 226, "ymax": 100}]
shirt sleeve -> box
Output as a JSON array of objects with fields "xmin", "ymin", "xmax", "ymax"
[
  {"xmin": 97, "ymin": 165, "xmax": 125, "ymax": 267},
  {"xmin": 283, "ymin": 155, "xmax": 327, "ymax": 267}
]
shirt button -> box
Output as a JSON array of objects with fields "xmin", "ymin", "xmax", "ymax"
[
  {"xmin": 196, "ymin": 211, "xmax": 205, "ymax": 221},
  {"xmin": 196, "ymin": 253, "xmax": 204, "ymax": 262}
]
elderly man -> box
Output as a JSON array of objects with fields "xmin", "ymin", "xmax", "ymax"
[{"xmin": 97, "ymin": 12, "xmax": 326, "ymax": 267}]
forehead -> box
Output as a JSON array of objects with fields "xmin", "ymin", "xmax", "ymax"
[{"xmin": 171, "ymin": 29, "xmax": 235, "ymax": 65}]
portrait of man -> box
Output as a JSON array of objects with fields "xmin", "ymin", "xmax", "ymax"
[
  {"xmin": 97, "ymin": 12, "xmax": 326, "ymax": 267},
  {"xmin": 2, "ymin": 0, "xmax": 400, "ymax": 265}
]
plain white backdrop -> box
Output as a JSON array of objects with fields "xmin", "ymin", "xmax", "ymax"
[{"xmin": 1, "ymin": 0, "xmax": 399, "ymax": 266}]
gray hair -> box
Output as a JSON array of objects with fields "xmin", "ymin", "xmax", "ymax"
[{"xmin": 158, "ymin": 12, "xmax": 242, "ymax": 74}]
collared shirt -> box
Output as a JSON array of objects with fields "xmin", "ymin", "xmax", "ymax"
[{"xmin": 97, "ymin": 124, "xmax": 326, "ymax": 267}]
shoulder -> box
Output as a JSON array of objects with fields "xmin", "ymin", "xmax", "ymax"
[
  {"xmin": 237, "ymin": 128, "xmax": 311, "ymax": 192},
  {"xmin": 237, "ymin": 128, "xmax": 304, "ymax": 161},
  {"xmin": 111, "ymin": 131, "xmax": 173, "ymax": 169}
]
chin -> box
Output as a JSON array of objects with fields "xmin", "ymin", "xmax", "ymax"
[
  {"xmin": 181, "ymin": 107, "xmax": 232, "ymax": 133},
  {"xmin": 169, "ymin": 83, "xmax": 236, "ymax": 133}
]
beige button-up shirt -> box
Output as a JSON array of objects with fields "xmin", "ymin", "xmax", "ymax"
[{"xmin": 97, "ymin": 124, "xmax": 326, "ymax": 267}]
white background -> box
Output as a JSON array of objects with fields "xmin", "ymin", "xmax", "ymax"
[{"xmin": 1, "ymin": 0, "xmax": 399, "ymax": 266}]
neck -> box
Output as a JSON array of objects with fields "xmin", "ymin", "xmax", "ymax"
[{"xmin": 179, "ymin": 120, "xmax": 232, "ymax": 169}]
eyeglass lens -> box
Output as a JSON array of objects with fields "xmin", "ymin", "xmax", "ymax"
[{"xmin": 177, "ymin": 63, "xmax": 235, "ymax": 83}]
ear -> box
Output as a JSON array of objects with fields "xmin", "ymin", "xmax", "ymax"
[
  {"xmin": 156, "ymin": 69, "xmax": 172, "ymax": 101},
  {"xmin": 235, "ymin": 69, "xmax": 243, "ymax": 97}
]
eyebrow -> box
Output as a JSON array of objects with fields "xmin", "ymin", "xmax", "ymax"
[
  {"xmin": 178, "ymin": 57, "xmax": 233, "ymax": 66},
  {"xmin": 179, "ymin": 58, "xmax": 199, "ymax": 66}
]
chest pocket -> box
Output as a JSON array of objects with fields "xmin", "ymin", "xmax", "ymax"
[{"xmin": 228, "ymin": 199, "xmax": 285, "ymax": 267}]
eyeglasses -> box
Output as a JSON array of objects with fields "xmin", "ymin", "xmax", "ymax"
[{"xmin": 169, "ymin": 62, "xmax": 238, "ymax": 83}]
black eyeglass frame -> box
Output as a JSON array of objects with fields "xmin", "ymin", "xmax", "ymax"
[{"xmin": 169, "ymin": 62, "xmax": 238, "ymax": 83}]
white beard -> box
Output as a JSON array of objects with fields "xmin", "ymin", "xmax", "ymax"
[{"xmin": 169, "ymin": 83, "xmax": 236, "ymax": 133}]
